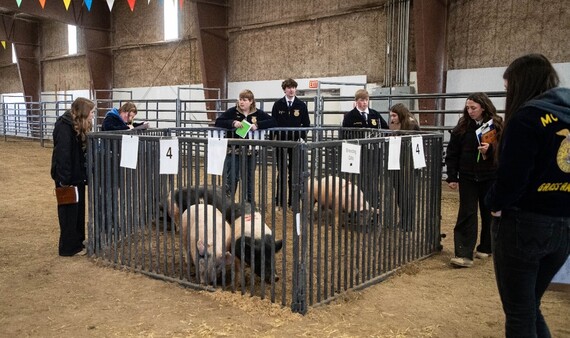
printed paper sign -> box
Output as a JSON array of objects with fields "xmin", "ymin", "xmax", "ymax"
[
  {"xmin": 411, "ymin": 136, "xmax": 426, "ymax": 169},
  {"xmin": 207, "ymin": 138, "xmax": 228, "ymax": 176},
  {"xmin": 341, "ymin": 142, "xmax": 361, "ymax": 174},
  {"xmin": 120, "ymin": 135, "xmax": 139, "ymax": 169},
  {"xmin": 159, "ymin": 138, "xmax": 179, "ymax": 175},
  {"xmin": 388, "ymin": 137, "xmax": 402, "ymax": 170}
]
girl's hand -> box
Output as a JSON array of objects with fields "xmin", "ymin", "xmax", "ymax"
[
  {"xmin": 478, "ymin": 142, "xmax": 490, "ymax": 154},
  {"xmin": 250, "ymin": 124, "xmax": 258, "ymax": 131},
  {"xmin": 233, "ymin": 120, "xmax": 242, "ymax": 128}
]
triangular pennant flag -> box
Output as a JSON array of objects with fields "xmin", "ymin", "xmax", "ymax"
[
  {"xmin": 39, "ymin": 0, "xmax": 46, "ymax": 8},
  {"xmin": 106, "ymin": 0, "xmax": 114, "ymax": 11},
  {"xmin": 148, "ymin": 0, "xmax": 150, "ymax": 4},
  {"xmin": 16, "ymin": 0, "xmax": 23, "ymax": 7},
  {"xmin": 127, "ymin": 0, "xmax": 136, "ymax": 11},
  {"xmin": 84, "ymin": 0, "xmax": 93, "ymax": 11},
  {"xmin": 179, "ymin": 0, "xmax": 183, "ymax": 8},
  {"xmin": 1, "ymin": 41, "xmax": 6, "ymax": 49},
  {"xmin": 63, "ymin": 0, "xmax": 72, "ymax": 10}
]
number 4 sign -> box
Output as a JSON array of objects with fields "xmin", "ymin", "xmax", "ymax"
[
  {"xmin": 160, "ymin": 138, "xmax": 179, "ymax": 174},
  {"xmin": 411, "ymin": 135, "xmax": 426, "ymax": 169}
]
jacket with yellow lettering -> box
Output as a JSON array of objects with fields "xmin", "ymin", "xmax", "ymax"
[{"xmin": 486, "ymin": 87, "xmax": 570, "ymax": 216}]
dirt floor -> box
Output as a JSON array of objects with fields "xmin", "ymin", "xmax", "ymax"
[{"xmin": 1, "ymin": 138, "xmax": 569, "ymax": 338}]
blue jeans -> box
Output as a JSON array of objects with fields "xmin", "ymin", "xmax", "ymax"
[
  {"xmin": 491, "ymin": 209, "xmax": 570, "ymax": 338},
  {"xmin": 223, "ymin": 152, "xmax": 256, "ymax": 203}
]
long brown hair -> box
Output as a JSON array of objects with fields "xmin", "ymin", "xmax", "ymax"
[
  {"xmin": 503, "ymin": 54, "xmax": 559, "ymax": 126},
  {"xmin": 389, "ymin": 103, "xmax": 418, "ymax": 131},
  {"xmin": 454, "ymin": 92, "xmax": 503, "ymax": 136},
  {"xmin": 70, "ymin": 97, "xmax": 94, "ymax": 146}
]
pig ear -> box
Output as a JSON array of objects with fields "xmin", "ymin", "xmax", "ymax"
[
  {"xmin": 274, "ymin": 240, "xmax": 283, "ymax": 253},
  {"xmin": 224, "ymin": 251, "xmax": 234, "ymax": 265},
  {"xmin": 197, "ymin": 240, "xmax": 205, "ymax": 256}
]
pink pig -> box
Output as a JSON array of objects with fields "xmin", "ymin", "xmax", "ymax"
[
  {"xmin": 312, "ymin": 176, "xmax": 370, "ymax": 212},
  {"xmin": 181, "ymin": 204, "xmax": 233, "ymax": 285}
]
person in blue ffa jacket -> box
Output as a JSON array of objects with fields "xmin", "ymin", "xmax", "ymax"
[
  {"xmin": 215, "ymin": 89, "xmax": 276, "ymax": 202},
  {"xmin": 446, "ymin": 92, "xmax": 503, "ymax": 268},
  {"xmin": 342, "ymin": 89, "xmax": 388, "ymax": 134},
  {"xmin": 272, "ymin": 78, "xmax": 311, "ymax": 208},
  {"xmin": 101, "ymin": 102, "xmax": 138, "ymax": 131},
  {"xmin": 485, "ymin": 54, "xmax": 570, "ymax": 338}
]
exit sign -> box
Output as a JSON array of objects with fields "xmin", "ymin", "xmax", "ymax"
[{"xmin": 309, "ymin": 80, "xmax": 318, "ymax": 89}]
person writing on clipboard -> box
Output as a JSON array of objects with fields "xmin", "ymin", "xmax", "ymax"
[
  {"xmin": 215, "ymin": 89, "xmax": 276, "ymax": 202},
  {"xmin": 445, "ymin": 92, "xmax": 504, "ymax": 268}
]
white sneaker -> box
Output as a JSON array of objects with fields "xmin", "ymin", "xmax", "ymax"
[
  {"xmin": 74, "ymin": 248, "xmax": 87, "ymax": 256},
  {"xmin": 475, "ymin": 252, "xmax": 491, "ymax": 259},
  {"xmin": 450, "ymin": 257, "xmax": 473, "ymax": 268}
]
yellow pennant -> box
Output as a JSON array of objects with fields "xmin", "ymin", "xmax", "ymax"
[
  {"xmin": 1, "ymin": 41, "xmax": 6, "ymax": 49},
  {"xmin": 63, "ymin": 0, "xmax": 71, "ymax": 10}
]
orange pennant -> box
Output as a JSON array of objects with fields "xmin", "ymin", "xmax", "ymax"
[
  {"xmin": 127, "ymin": 0, "xmax": 136, "ymax": 11},
  {"xmin": 39, "ymin": 0, "xmax": 46, "ymax": 8},
  {"xmin": 179, "ymin": 0, "xmax": 183, "ymax": 8},
  {"xmin": 63, "ymin": 0, "xmax": 71, "ymax": 10}
]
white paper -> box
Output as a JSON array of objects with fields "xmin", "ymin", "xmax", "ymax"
[
  {"xmin": 159, "ymin": 138, "xmax": 179, "ymax": 175},
  {"xmin": 120, "ymin": 135, "xmax": 139, "ymax": 169},
  {"xmin": 341, "ymin": 142, "xmax": 361, "ymax": 174},
  {"xmin": 296, "ymin": 213, "xmax": 301, "ymax": 236},
  {"xmin": 388, "ymin": 137, "xmax": 401, "ymax": 170},
  {"xmin": 411, "ymin": 136, "xmax": 426, "ymax": 169},
  {"xmin": 476, "ymin": 119, "xmax": 495, "ymax": 145},
  {"xmin": 207, "ymin": 138, "xmax": 228, "ymax": 176}
]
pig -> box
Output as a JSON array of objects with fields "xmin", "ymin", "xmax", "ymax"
[
  {"xmin": 232, "ymin": 205, "xmax": 283, "ymax": 283},
  {"xmin": 312, "ymin": 176, "xmax": 369, "ymax": 212},
  {"xmin": 311, "ymin": 176, "xmax": 378, "ymax": 230},
  {"xmin": 180, "ymin": 203, "xmax": 233, "ymax": 285},
  {"xmin": 167, "ymin": 186, "xmax": 231, "ymax": 229}
]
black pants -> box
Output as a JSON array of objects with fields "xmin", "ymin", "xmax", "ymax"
[
  {"xmin": 453, "ymin": 178, "xmax": 493, "ymax": 259},
  {"xmin": 492, "ymin": 210, "xmax": 570, "ymax": 337},
  {"xmin": 57, "ymin": 183, "xmax": 86, "ymax": 256},
  {"xmin": 275, "ymin": 147, "xmax": 293, "ymax": 207}
]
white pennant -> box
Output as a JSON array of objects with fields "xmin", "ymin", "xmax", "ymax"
[{"xmin": 106, "ymin": 0, "xmax": 115, "ymax": 11}]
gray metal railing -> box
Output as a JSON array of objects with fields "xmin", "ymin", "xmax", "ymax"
[{"xmin": 86, "ymin": 127, "xmax": 443, "ymax": 314}]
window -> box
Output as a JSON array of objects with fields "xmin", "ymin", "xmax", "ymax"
[
  {"xmin": 164, "ymin": 0, "xmax": 179, "ymax": 40},
  {"xmin": 68, "ymin": 25, "xmax": 77, "ymax": 55},
  {"xmin": 11, "ymin": 43, "xmax": 17, "ymax": 63}
]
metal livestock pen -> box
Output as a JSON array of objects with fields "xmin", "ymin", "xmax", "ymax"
[{"xmin": 86, "ymin": 127, "xmax": 443, "ymax": 314}]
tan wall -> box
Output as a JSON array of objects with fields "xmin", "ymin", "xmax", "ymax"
[
  {"xmin": 112, "ymin": 0, "xmax": 200, "ymax": 88},
  {"xmin": 446, "ymin": 0, "xmax": 569, "ymax": 69},
  {"xmin": 42, "ymin": 21, "xmax": 68, "ymax": 59},
  {"xmin": 1, "ymin": 0, "xmax": 569, "ymax": 97},
  {"xmin": 0, "ymin": 42, "xmax": 20, "ymax": 93},
  {"xmin": 228, "ymin": 1, "xmax": 388, "ymax": 83},
  {"xmin": 113, "ymin": 40, "xmax": 200, "ymax": 88},
  {"xmin": 41, "ymin": 21, "xmax": 88, "ymax": 91},
  {"xmin": 42, "ymin": 56, "xmax": 90, "ymax": 92},
  {"xmin": 0, "ymin": 64, "xmax": 22, "ymax": 94}
]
